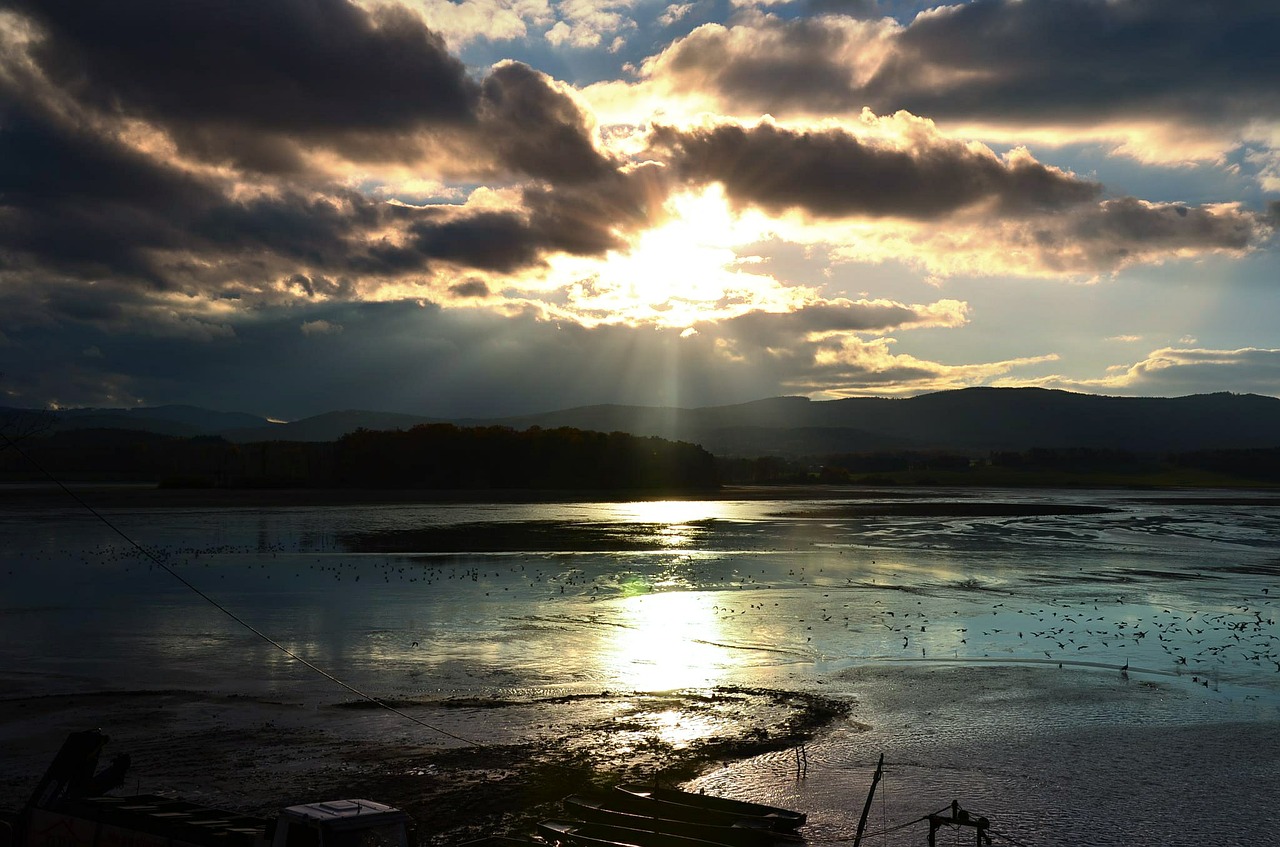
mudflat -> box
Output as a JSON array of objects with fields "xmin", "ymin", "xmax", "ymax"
[{"xmin": 0, "ymin": 686, "xmax": 848, "ymax": 846}]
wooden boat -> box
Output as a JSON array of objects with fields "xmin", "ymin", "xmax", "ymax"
[
  {"xmin": 612, "ymin": 787, "xmax": 806, "ymax": 832},
  {"xmin": 560, "ymin": 795, "xmax": 796, "ymax": 847},
  {"xmin": 537, "ymin": 819, "xmax": 735, "ymax": 847}
]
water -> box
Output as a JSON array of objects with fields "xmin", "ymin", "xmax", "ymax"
[{"xmin": 3, "ymin": 486, "xmax": 1279, "ymax": 845}]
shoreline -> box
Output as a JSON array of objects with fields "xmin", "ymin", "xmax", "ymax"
[
  {"xmin": 0, "ymin": 686, "xmax": 851, "ymax": 845},
  {"xmin": 5, "ymin": 482, "xmax": 1280, "ymax": 512}
]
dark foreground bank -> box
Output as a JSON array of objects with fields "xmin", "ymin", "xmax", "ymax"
[{"xmin": 0, "ymin": 686, "xmax": 851, "ymax": 847}]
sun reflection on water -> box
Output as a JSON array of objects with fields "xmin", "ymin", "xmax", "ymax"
[
  {"xmin": 608, "ymin": 500, "xmax": 732, "ymax": 525},
  {"xmin": 603, "ymin": 500, "xmax": 736, "ymax": 549},
  {"xmin": 604, "ymin": 590, "xmax": 732, "ymax": 691}
]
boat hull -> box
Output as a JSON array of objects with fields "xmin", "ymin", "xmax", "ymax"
[
  {"xmin": 560, "ymin": 796, "xmax": 794, "ymax": 847},
  {"xmin": 612, "ymin": 787, "xmax": 805, "ymax": 832},
  {"xmin": 537, "ymin": 819, "xmax": 737, "ymax": 847}
]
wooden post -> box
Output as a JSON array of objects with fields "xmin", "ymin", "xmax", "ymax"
[
  {"xmin": 851, "ymin": 753, "xmax": 883, "ymax": 847},
  {"xmin": 926, "ymin": 801, "xmax": 990, "ymax": 846}
]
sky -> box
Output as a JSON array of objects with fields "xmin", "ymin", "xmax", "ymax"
[{"xmin": 2, "ymin": 0, "xmax": 1279, "ymax": 420}]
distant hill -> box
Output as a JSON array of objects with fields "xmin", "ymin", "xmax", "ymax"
[
  {"xmin": 64, "ymin": 404, "xmax": 271, "ymax": 435},
  {"xmin": 483, "ymin": 388, "xmax": 1280, "ymax": 456},
  {"xmin": 6, "ymin": 388, "xmax": 1280, "ymax": 457},
  {"xmin": 223, "ymin": 409, "xmax": 440, "ymax": 443},
  {"xmin": 1, "ymin": 404, "xmax": 273, "ymax": 438}
]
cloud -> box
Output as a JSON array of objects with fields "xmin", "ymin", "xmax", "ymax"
[
  {"xmin": 476, "ymin": 62, "xmax": 616, "ymax": 184},
  {"xmin": 6, "ymin": 0, "xmax": 616, "ymax": 183},
  {"xmin": 543, "ymin": 0, "xmax": 636, "ymax": 50},
  {"xmin": 703, "ymin": 298, "xmax": 968, "ymax": 350},
  {"xmin": 448, "ymin": 279, "xmax": 491, "ymax": 298},
  {"xmin": 9, "ymin": 0, "xmax": 474, "ymax": 171},
  {"xmin": 0, "ymin": 72, "xmax": 658, "ymax": 323},
  {"xmin": 643, "ymin": 121, "xmax": 1271, "ymax": 278},
  {"xmin": 3, "ymin": 0, "xmax": 1276, "ymax": 418},
  {"xmin": 659, "ymin": 4, "xmax": 694, "ymax": 26},
  {"xmin": 398, "ymin": 0, "xmax": 554, "ymax": 48},
  {"xmin": 0, "ymin": 0, "xmax": 662, "ymax": 330},
  {"xmin": 810, "ymin": 197, "xmax": 1271, "ymax": 280},
  {"xmin": 625, "ymin": 2, "xmax": 1280, "ymax": 165},
  {"xmin": 668, "ymin": 299, "xmax": 1057, "ymax": 396},
  {"xmin": 0, "ymin": 90, "xmax": 226, "ymax": 285},
  {"xmin": 1033, "ymin": 347, "xmax": 1280, "ymax": 397},
  {"xmin": 872, "ymin": 0, "xmax": 1279, "ymax": 133},
  {"xmin": 0, "ymin": 299, "xmax": 1011, "ymax": 416},
  {"xmin": 300, "ymin": 320, "xmax": 343, "ymax": 336},
  {"xmin": 648, "ymin": 120, "xmax": 1100, "ymax": 219}
]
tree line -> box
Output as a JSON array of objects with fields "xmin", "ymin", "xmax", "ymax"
[
  {"xmin": 716, "ymin": 446, "xmax": 1280, "ymax": 485},
  {"xmin": 6, "ymin": 427, "xmax": 1279, "ymax": 490},
  {"xmin": 0, "ymin": 424, "xmax": 719, "ymax": 491}
]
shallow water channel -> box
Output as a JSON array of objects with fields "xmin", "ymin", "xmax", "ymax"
[{"xmin": 3, "ymin": 486, "xmax": 1279, "ymax": 846}]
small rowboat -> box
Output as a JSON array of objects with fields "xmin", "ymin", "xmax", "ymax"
[
  {"xmin": 537, "ymin": 819, "xmax": 733, "ymax": 847},
  {"xmin": 561, "ymin": 795, "xmax": 797, "ymax": 847},
  {"xmin": 612, "ymin": 787, "xmax": 806, "ymax": 832}
]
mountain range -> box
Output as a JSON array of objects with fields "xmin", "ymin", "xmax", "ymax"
[{"xmin": 6, "ymin": 388, "xmax": 1280, "ymax": 458}]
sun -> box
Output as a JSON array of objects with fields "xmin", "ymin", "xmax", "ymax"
[{"xmin": 548, "ymin": 185, "xmax": 799, "ymax": 327}]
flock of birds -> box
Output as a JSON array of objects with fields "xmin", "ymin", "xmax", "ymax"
[
  {"xmin": 22, "ymin": 522, "xmax": 1280, "ymax": 694},
  {"xmin": 696, "ymin": 564, "xmax": 1280, "ymax": 685}
]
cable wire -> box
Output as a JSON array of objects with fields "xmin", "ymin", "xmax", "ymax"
[{"xmin": 3, "ymin": 431, "xmax": 479, "ymax": 746}]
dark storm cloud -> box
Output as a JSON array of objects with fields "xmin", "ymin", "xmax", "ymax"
[
  {"xmin": 520, "ymin": 163, "xmax": 671, "ymax": 252},
  {"xmin": 0, "ymin": 302, "xmax": 760, "ymax": 416},
  {"xmin": 869, "ymin": 0, "xmax": 1280, "ymax": 124},
  {"xmin": 0, "ymin": 300, "xmax": 977, "ymax": 417},
  {"xmin": 0, "ymin": 91, "xmax": 632, "ymax": 308},
  {"xmin": 7, "ymin": 1, "xmax": 615, "ymax": 180},
  {"xmin": 0, "ymin": 92, "xmax": 221, "ymax": 285},
  {"xmin": 0, "ymin": 92, "xmax": 408, "ymax": 291},
  {"xmin": 478, "ymin": 62, "xmax": 616, "ymax": 184},
  {"xmin": 655, "ymin": 16, "xmax": 869, "ymax": 114},
  {"xmin": 288, "ymin": 275, "xmax": 359, "ymax": 300},
  {"xmin": 366, "ymin": 165, "xmax": 668, "ymax": 274},
  {"xmin": 9, "ymin": 0, "xmax": 475, "ymax": 170},
  {"xmin": 0, "ymin": 0, "xmax": 635, "ymax": 306},
  {"xmin": 648, "ymin": 122, "xmax": 1100, "ymax": 219},
  {"xmin": 647, "ymin": 1, "xmax": 1280, "ymax": 128},
  {"xmin": 448, "ymin": 280, "xmax": 491, "ymax": 299}
]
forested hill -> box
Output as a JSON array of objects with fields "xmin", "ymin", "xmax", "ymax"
[
  {"xmin": 0, "ymin": 424, "xmax": 719, "ymax": 491},
  {"xmin": 6, "ymin": 388, "xmax": 1280, "ymax": 458},
  {"xmin": 485, "ymin": 389, "xmax": 1280, "ymax": 456}
]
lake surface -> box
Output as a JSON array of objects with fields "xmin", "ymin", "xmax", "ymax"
[{"xmin": 3, "ymin": 486, "xmax": 1279, "ymax": 846}]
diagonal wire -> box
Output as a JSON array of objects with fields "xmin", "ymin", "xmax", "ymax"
[{"xmin": 2, "ymin": 431, "xmax": 479, "ymax": 746}]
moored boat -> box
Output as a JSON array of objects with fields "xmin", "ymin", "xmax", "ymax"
[
  {"xmin": 537, "ymin": 819, "xmax": 735, "ymax": 847},
  {"xmin": 560, "ymin": 795, "xmax": 797, "ymax": 847},
  {"xmin": 612, "ymin": 787, "xmax": 806, "ymax": 832}
]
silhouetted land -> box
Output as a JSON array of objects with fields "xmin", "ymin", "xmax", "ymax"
[
  {"xmin": 3, "ymin": 424, "xmax": 1279, "ymax": 493},
  {"xmin": 0, "ymin": 424, "xmax": 720, "ymax": 492},
  {"xmin": 10, "ymin": 388, "xmax": 1280, "ymax": 458},
  {"xmin": 718, "ymin": 446, "xmax": 1280, "ymax": 488}
]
